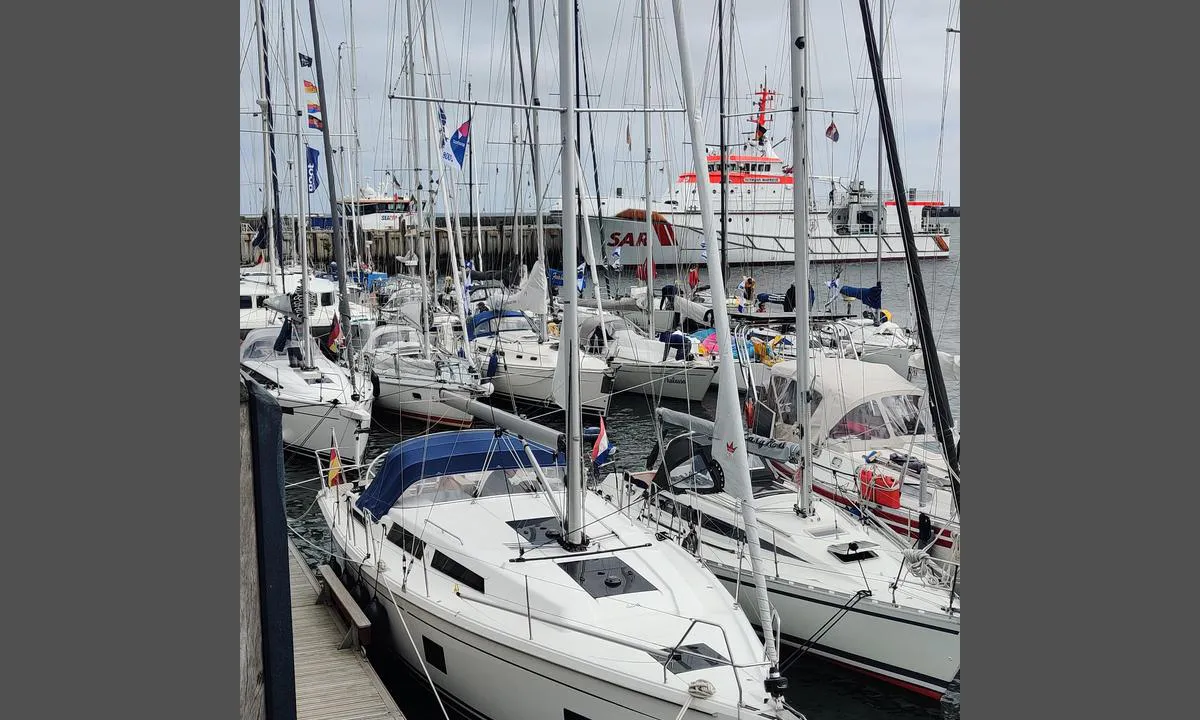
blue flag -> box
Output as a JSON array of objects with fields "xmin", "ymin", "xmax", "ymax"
[
  {"xmin": 448, "ymin": 121, "xmax": 470, "ymax": 167},
  {"xmin": 306, "ymin": 146, "xmax": 320, "ymax": 193}
]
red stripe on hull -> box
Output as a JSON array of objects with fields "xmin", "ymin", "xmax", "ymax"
[{"xmin": 817, "ymin": 656, "xmax": 945, "ymax": 700}]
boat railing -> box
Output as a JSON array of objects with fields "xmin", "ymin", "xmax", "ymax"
[
  {"xmin": 456, "ymin": 583, "xmax": 770, "ymax": 702},
  {"xmin": 661, "ymin": 617, "xmax": 754, "ymax": 708}
]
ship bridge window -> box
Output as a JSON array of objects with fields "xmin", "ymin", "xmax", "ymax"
[
  {"xmin": 830, "ymin": 400, "xmax": 890, "ymax": 441},
  {"xmin": 828, "ymin": 541, "xmax": 879, "ymax": 562}
]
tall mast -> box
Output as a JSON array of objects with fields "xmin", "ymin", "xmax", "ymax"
[
  {"xmin": 405, "ymin": 0, "xmax": 431, "ymax": 360},
  {"xmin": 669, "ymin": 0, "xmax": 780, "ymax": 674},
  {"xmin": 790, "ymin": 0, "xmax": 813, "ymax": 516},
  {"xmin": 349, "ymin": 0, "xmax": 364, "ymax": 270},
  {"xmin": 717, "ymin": 0, "xmax": 728, "ymax": 292},
  {"xmin": 856, "ymin": 0, "xmax": 961, "ymax": 508},
  {"xmin": 468, "ymin": 81, "xmax": 483, "ymax": 272},
  {"xmin": 336, "ymin": 46, "xmax": 351, "ymax": 267},
  {"xmin": 421, "ymin": 1, "xmax": 474, "ymax": 367},
  {"xmin": 526, "ymin": 0, "xmax": 547, "ymax": 304},
  {"xmin": 509, "ymin": 4, "xmax": 523, "ymax": 271},
  {"xmin": 255, "ymin": 0, "xmax": 287, "ymax": 295},
  {"xmin": 642, "ymin": 0, "xmax": 654, "ymax": 337},
  {"xmin": 559, "ymin": 0, "xmax": 585, "ymax": 549},
  {"xmin": 290, "ymin": 0, "xmax": 311, "ymax": 368},
  {"xmin": 875, "ymin": 0, "xmax": 884, "ymax": 284},
  {"xmin": 307, "ymin": 0, "xmax": 355, "ymax": 390}
]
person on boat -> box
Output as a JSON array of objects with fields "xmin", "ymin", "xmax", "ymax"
[
  {"xmin": 658, "ymin": 328, "xmax": 692, "ymax": 362},
  {"xmin": 741, "ymin": 276, "xmax": 757, "ymax": 302},
  {"xmin": 659, "ymin": 283, "xmax": 678, "ymax": 310}
]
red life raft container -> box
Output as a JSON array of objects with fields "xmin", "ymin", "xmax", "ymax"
[{"xmin": 858, "ymin": 466, "xmax": 902, "ymax": 509}]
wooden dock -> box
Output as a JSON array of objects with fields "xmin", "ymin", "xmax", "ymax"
[{"xmin": 288, "ymin": 540, "xmax": 406, "ymax": 720}]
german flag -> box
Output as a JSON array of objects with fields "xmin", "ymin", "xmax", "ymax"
[{"xmin": 327, "ymin": 429, "xmax": 343, "ymax": 487}]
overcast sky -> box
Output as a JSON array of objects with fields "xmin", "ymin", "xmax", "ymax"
[{"xmin": 240, "ymin": 0, "xmax": 959, "ymax": 216}]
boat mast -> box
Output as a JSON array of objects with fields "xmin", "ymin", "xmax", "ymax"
[
  {"xmin": 255, "ymin": 0, "xmax": 287, "ymax": 296},
  {"xmin": 642, "ymin": 0, "xmax": 654, "ymax": 337},
  {"xmin": 468, "ymin": 81, "xmax": 483, "ymax": 272},
  {"xmin": 855, "ymin": 0, "xmax": 961, "ymax": 509},
  {"xmin": 290, "ymin": 0, "xmax": 312, "ymax": 369},
  {"xmin": 336, "ymin": 46, "xmax": 351, "ymax": 271},
  {"xmin": 790, "ymin": 0, "xmax": 813, "ymax": 516},
  {"xmin": 349, "ymin": 0, "xmax": 364, "ymax": 270},
  {"xmin": 670, "ymin": 0, "xmax": 781, "ymax": 676},
  {"xmin": 559, "ymin": 0, "xmax": 585, "ymax": 549},
  {"xmin": 874, "ymin": 0, "xmax": 884, "ymax": 284},
  {"xmin": 718, "ymin": 0, "xmax": 728, "ymax": 292},
  {"xmin": 307, "ymin": 0, "xmax": 356, "ymax": 391},
  {"xmin": 420, "ymin": 1, "xmax": 475, "ymax": 368},
  {"xmin": 509, "ymin": 4, "xmax": 524, "ymax": 272},
  {"xmin": 405, "ymin": 0, "xmax": 431, "ymax": 360},
  {"xmin": 526, "ymin": 0, "xmax": 548, "ymax": 316}
]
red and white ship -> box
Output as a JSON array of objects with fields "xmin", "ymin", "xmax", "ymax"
[{"xmin": 558, "ymin": 85, "xmax": 952, "ymax": 266}]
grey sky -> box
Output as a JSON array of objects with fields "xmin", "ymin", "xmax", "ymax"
[{"xmin": 240, "ymin": 0, "xmax": 959, "ymax": 216}]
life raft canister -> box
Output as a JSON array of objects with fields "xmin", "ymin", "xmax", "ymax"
[{"xmin": 857, "ymin": 466, "xmax": 902, "ymax": 509}]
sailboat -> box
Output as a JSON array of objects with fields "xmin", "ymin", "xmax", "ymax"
[
  {"xmin": 600, "ymin": 0, "xmax": 960, "ymax": 698},
  {"xmin": 753, "ymin": 356, "xmax": 961, "ymax": 563},
  {"xmin": 313, "ymin": 3, "xmax": 801, "ymax": 718},
  {"xmin": 239, "ymin": 0, "xmax": 373, "ymax": 468}
]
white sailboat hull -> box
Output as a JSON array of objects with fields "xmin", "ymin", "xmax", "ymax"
[
  {"xmin": 328, "ymin": 539, "xmax": 789, "ymax": 720},
  {"xmin": 610, "ymin": 360, "xmax": 715, "ymax": 401},
  {"xmin": 484, "ymin": 362, "xmax": 611, "ymax": 414},
  {"xmin": 268, "ymin": 387, "xmax": 371, "ymax": 466},
  {"xmin": 372, "ymin": 374, "xmax": 477, "ymax": 428},
  {"xmin": 709, "ymin": 566, "xmax": 959, "ymax": 698},
  {"xmin": 473, "ymin": 337, "xmax": 613, "ymax": 414}
]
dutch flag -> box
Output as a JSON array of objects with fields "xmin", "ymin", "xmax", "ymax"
[{"xmin": 592, "ymin": 417, "xmax": 612, "ymax": 464}]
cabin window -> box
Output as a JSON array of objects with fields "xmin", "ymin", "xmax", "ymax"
[
  {"xmin": 667, "ymin": 453, "xmax": 718, "ymax": 491},
  {"xmin": 431, "ymin": 551, "xmax": 485, "ymax": 594},
  {"xmin": 422, "ymin": 636, "xmax": 447, "ymax": 673},
  {"xmin": 830, "ymin": 400, "xmax": 890, "ymax": 440},
  {"xmin": 320, "ymin": 292, "xmax": 334, "ymax": 306},
  {"xmin": 386, "ymin": 523, "xmax": 425, "ymax": 559},
  {"xmin": 256, "ymin": 296, "xmax": 270, "ymax": 307},
  {"xmin": 240, "ymin": 295, "xmax": 253, "ymax": 309},
  {"xmin": 879, "ymin": 394, "xmax": 927, "ymax": 436},
  {"xmin": 243, "ymin": 340, "xmax": 282, "ymax": 361}
]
